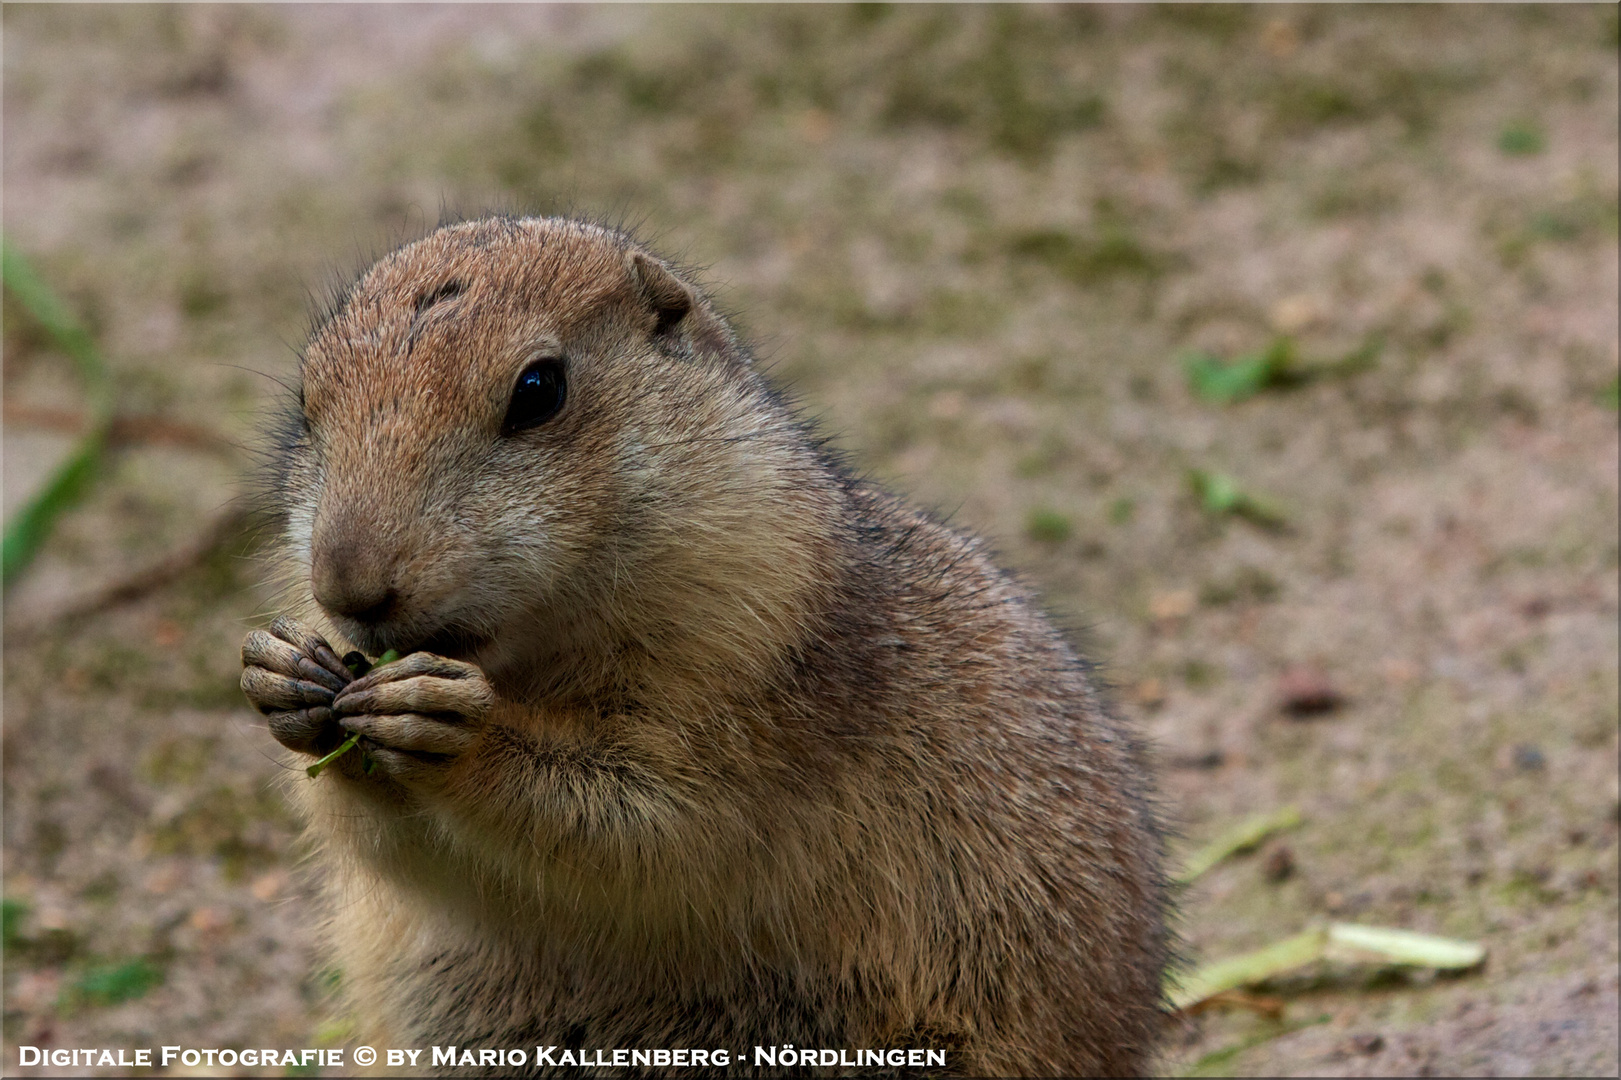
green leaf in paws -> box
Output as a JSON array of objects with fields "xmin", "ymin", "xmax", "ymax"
[
  {"xmin": 306, "ymin": 731, "xmax": 363, "ymax": 779},
  {"xmin": 342, "ymin": 648, "xmax": 400, "ymax": 679}
]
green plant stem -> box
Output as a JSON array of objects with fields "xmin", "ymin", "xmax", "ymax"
[
  {"xmin": 2, "ymin": 239, "xmax": 115, "ymax": 584},
  {"xmin": 1176, "ymin": 805, "xmax": 1304, "ymax": 885},
  {"xmin": 1167, "ymin": 921, "xmax": 1486, "ymax": 1012},
  {"xmin": 306, "ymin": 732, "xmax": 363, "ymax": 779}
]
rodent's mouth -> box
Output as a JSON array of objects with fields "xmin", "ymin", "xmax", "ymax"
[
  {"xmin": 340, "ymin": 620, "xmax": 486, "ymax": 664},
  {"xmin": 413, "ymin": 627, "xmax": 486, "ymax": 663}
]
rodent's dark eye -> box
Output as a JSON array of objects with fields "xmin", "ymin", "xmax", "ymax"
[{"xmin": 503, "ymin": 358, "xmax": 567, "ymax": 433}]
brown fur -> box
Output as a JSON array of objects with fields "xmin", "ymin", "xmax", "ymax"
[{"xmin": 253, "ymin": 216, "xmax": 1168, "ymax": 1076}]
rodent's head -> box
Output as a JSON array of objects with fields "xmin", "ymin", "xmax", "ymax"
[{"xmin": 275, "ymin": 217, "xmax": 831, "ymax": 697}]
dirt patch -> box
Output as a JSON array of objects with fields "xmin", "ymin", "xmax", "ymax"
[{"xmin": 5, "ymin": 7, "xmax": 1616, "ymax": 1076}]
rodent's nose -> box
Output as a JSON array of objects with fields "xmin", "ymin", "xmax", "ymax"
[
  {"xmin": 312, "ymin": 563, "xmax": 399, "ymax": 624},
  {"xmin": 310, "ymin": 519, "xmax": 402, "ymax": 625},
  {"xmin": 319, "ymin": 579, "xmax": 400, "ymax": 624}
]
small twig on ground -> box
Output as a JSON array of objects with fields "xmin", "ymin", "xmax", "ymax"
[
  {"xmin": 4, "ymin": 505, "xmax": 255, "ymax": 642},
  {"xmin": 1182, "ymin": 989, "xmax": 1286, "ymax": 1020},
  {"xmin": 2, "ymin": 404, "xmax": 237, "ymax": 456}
]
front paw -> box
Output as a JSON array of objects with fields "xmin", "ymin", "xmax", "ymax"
[
  {"xmin": 241, "ymin": 616, "xmax": 354, "ymax": 754},
  {"xmin": 331, "ymin": 652, "xmax": 494, "ymax": 787}
]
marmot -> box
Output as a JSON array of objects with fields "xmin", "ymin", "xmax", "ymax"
[{"xmin": 240, "ymin": 216, "xmax": 1168, "ymax": 1077}]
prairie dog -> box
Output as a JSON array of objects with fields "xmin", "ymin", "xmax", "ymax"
[{"xmin": 240, "ymin": 216, "xmax": 1167, "ymax": 1076}]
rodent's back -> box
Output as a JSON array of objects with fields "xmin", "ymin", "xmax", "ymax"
[
  {"xmin": 269, "ymin": 215, "xmax": 1167, "ymax": 1075},
  {"xmin": 773, "ymin": 483, "xmax": 1168, "ymax": 1072}
]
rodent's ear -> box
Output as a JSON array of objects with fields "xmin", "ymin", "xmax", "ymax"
[
  {"xmin": 626, "ymin": 250, "xmax": 695, "ymax": 336},
  {"xmin": 625, "ymin": 250, "xmax": 739, "ymax": 361}
]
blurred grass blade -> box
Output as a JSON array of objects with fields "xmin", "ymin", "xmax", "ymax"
[
  {"xmin": 1327, "ymin": 334, "xmax": 1383, "ymax": 377},
  {"xmin": 313, "ymin": 1017, "xmax": 356, "ymax": 1045},
  {"xmin": 2, "ymin": 238, "xmax": 115, "ymax": 585},
  {"xmin": 1188, "ymin": 468, "xmax": 1240, "ymax": 514},
  {"xmin": 1183, "ymin": 338, "xmax": 1296, "ymax": 404},
  {"xmin": 2, "ymin": 242, "xmax": 107, "ymax": 385},
  {"xmin": 1325, "ymin": 923, "xmax": 1486, "ymax": 970},
  {"xmin": 1175, "ymin": 805, "xmax": 1304, "ymax": 885},
  {"xmin": 1168, "ymin": 928, "xmax": 1328, "ymax": 1011},
  {"xmin": 1183, "ymin": 335, "xmax": 1379, "ymax": 405},
  {"xmin": 62, "ymin": 958, "xmax": 164, "ymax": 1009},
  {"xmin": 1183, "ymin": 351, "xmax": 1272, "ymax": 403},
  {"xmin": 1, "ymin": 898, "xmax": 28, "ymax": 950},
  {"xmin": 2, "ymin": 436, "xmax": 109, "ymax": 584},
  {"xmin": 1187, "ymin": 468, "xmax": 1288, "ymax": 529}
]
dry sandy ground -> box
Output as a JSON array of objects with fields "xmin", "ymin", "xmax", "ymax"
[{"xmin": 4, "ymin": 6, "xmax": 1617, "ymax": 1076}]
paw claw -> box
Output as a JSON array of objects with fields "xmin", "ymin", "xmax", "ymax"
[
  {"xmin": 241, "ymin": 665, "xmax": 338, "ymax": 713},
  {"xmin": 266, "ymin": 617, "xmax": 353, "ymax": 682}
]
